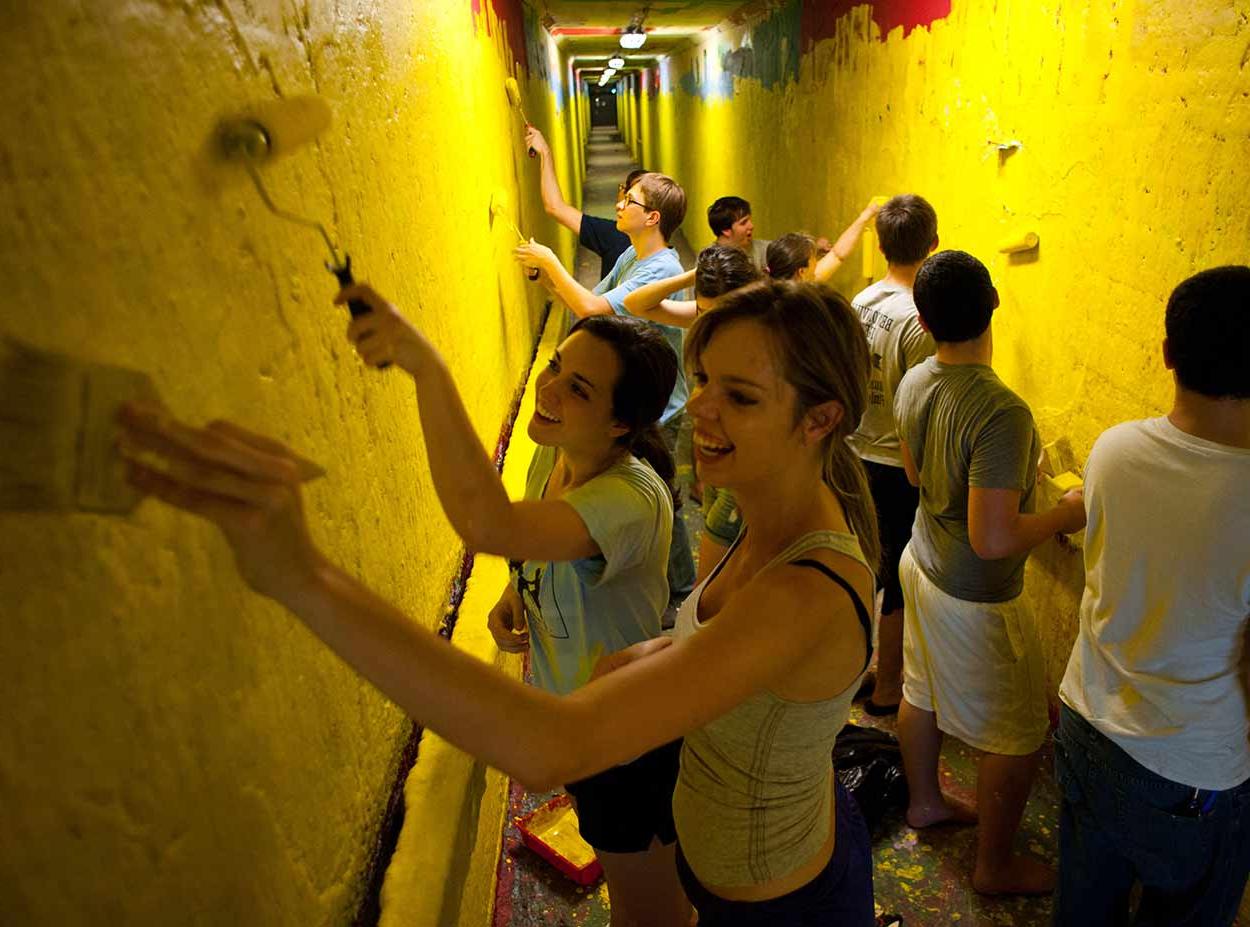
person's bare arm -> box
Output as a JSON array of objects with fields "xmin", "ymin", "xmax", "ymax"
[
  {"xmin": 331, "ymin": 284, "xmax": 603, "ymax": 561},
  {"xmin": 967, "ymin": 487, "xmax": 1086, "ymax": 560},
  {"xmin": 116, "ymin": 405, "xmax": 867, "ymax": 792},
  {"xmin": 514, "ymin": 241, "xmax": 612, "ymax": 318},
  {"xmin": 623, "ymin": 268, "xmax": 695, "ymax": 316},
  {"xmin": 900, "ymin": 439, "xmax": 920, "ymax": 487},
  {"xmin": 813, "ymin": 200, "xmax": 882, "ymax": 283},
  {"xmin": 526, "ymin": 127, "xmax": 583, "ymax": 235}
]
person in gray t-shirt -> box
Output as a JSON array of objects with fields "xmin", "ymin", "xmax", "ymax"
[
  {"xmin": 893, "ymin": 251, "xmax": 1084, "ymax": 896},
  {"xmin": 848, "ymin": 193, "xmax": 938, "ymax": 716}
]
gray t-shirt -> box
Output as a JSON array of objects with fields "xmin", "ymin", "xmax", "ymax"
[
  {"xmin": 518, "ymin": 445, "xmax": 673, "ymax": 695},
  {"xmin": 894, "ymin": 358, "xmax": 1040, "ymax": 602},
  {"xmin": 847, "ymin": 281, "xmax": 936, "ymax": 467}
]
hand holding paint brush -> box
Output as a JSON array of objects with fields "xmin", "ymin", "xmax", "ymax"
[
  {"xmin": 512, "ymin": 239, "xmax": 560, "ymax": 281},
  {"xmin": 118, "ymin": 403, "xmax": 326, "ymax": 601},
  {"xmin": 0, "ymin": 338, "xmax": 323, "ymax": 517},
  {"xmin": 335, "ymin": 284, "xmax": 433, "ymax": 374},
  {"xmin": 490, "ymin": 189, "xmax": 540, "ymax": 280}
]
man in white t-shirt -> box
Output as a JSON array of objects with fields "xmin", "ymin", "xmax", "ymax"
[
  {"xmin": 1054, "ymin": 265, "xmax": 1250, "ymax": 925},
  {"xmin": 848, "ymin": 194, "xmax": 939, "ymax": 715}
]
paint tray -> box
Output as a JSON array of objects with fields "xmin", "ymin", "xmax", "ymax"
[{"xmin": 515, "ymin": 794, "xmax": 603, "ymax": 885}]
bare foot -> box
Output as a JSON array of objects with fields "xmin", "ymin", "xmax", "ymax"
[
  {"xmin": 906, "ymin": 793, "xmax": 978, "ymax": 829},
  {"xmin": 973, "ymin": 855, "xmax": 1056, "ymax": 896}
]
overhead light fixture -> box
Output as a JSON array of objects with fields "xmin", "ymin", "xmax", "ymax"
[
  {"xmin": 608, "ymin": 56, "xmax": 625, "ymax": 69},
  {"xmin": 598, "ymin": 69, "xmax": 616, "ymax": 86},
  {"xmin": 619, "ymin": 24, "xmax": 646, "ymax": 49}
]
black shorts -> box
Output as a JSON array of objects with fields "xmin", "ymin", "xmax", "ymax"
[
  {"xmin": 863, "ymin": 460, "xmax": 919, "ymax": 614},
  {"xmin": 564, "ymin": 738, "xmax": 682, "ymax": 853}
]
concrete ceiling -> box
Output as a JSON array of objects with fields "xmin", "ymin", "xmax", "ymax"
[{"xmin": 540, "ymin": 0, "xmax": 757, "ymax": 73}]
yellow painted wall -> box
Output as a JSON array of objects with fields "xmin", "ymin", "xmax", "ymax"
[
  {"xmin": 0, "ymin": 0, "xmax": 576, "ymax": 923},
  {"xmin": 640, "ymin": 0, "xmax": 1250, "ymax": 687}
]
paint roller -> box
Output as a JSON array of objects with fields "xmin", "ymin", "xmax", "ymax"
[
  {"xmin": 214, "ymin": 96, "xmax": 377, "ymax": 323},
  {"xmin": 505, "ymin": 77, "xmax": 537, "ymax": 158},
  {"xmin": 490, "ymin": 189, "xmax": 541, "ymax": 280},
  {"xmin": 998, "ymin": 230, "xmax": 1040, "ymax": 254}
]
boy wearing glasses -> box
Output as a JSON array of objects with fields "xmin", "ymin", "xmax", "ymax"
[
  {"xmin": 516, "ymin": 173, "xmax": 696, "ymax": 602},
  {"xmin": 525, "ymin": 126, "xmax": 639, "ymax": 279}
]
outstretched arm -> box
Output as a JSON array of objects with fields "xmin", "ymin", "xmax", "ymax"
[
  {"xmin": 622, "ymin": 268, "xmax": 699, "ymax": 327},
  {"xmin": 622, "ymin": 268, "xmax": 695, "ymax": 316},
  {"xmin": 812, "ymin": 200, "xmax": 882, "ymax": 283},
  {"xmin": 514, "ymin": 241, "xmax": 612, "ymax": 318},
  {"xmin": 526, "ymin": 127, "xmax": 583, "ymax": 236},
  {"xmin": 330, "ymin": 284, "xmax": 602, "ymax": 562},
  {"xmin": 116, "ymin": 405, "xmax": 866, "ymax": 791}
]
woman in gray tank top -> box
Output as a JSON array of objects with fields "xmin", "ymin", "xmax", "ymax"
[{"xmin": 119, "ymin": 281, "xmax": 880, "ymax": 925}]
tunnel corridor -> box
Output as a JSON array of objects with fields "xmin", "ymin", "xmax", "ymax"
[{"xmin": 2, "ymin": 1, "xmax": 1248, "ymax": 926}]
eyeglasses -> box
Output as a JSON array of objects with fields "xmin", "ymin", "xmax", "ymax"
[{"xmin": 618, "ymin": 193, "xmax": 650, "ymax": 211}]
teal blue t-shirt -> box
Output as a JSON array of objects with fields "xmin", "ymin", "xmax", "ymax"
[
  {"xmin": 516, "ymin": 445, "xmax": 673, "ymax": 695},
  {"xmin": 594, "ymin": 245, "xmax": 689, "ymax": 424}
]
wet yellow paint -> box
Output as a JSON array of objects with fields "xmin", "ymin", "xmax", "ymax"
[{"xmin": 0, "ymin": 0, "xmax": 576, "ymax": 922}]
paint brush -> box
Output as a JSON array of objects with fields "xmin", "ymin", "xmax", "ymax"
[
  {"xmin": 0, "ymin": 338, "xmax": 323, "ymax": 515},
  {"xmin": 490, "ymin": 190, "xmax": 541, "ymax": 280},
  {"xmin": 505, "ymin": 77, "xmax": 537, "ymax": 158}
]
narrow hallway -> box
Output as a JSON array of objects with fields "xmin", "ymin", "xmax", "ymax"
[{"xmin": 5, "ymin": 3, "xmax": 1248, "ymax": 927}]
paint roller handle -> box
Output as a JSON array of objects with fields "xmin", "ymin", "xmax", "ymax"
[
  {"xmin": 329, "ymin": 256, "xmax": 373, "ymax": 318},
  {"xmin": 329, "ymin": 256, "xmax": 391, "ymax": 368}
]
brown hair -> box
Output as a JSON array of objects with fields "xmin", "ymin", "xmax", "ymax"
[
  {"xmin": 765, "ymin": 233, "xmax": 817, "ymax": 280},
  {"xmin": 684, "ymin": 281, "xmax": 880, "ymax": 568},
  {"xmin": 876, "ymin": 194, "xmax": 938, "ymax": 265},
  {"xmin": 695, "ymin": 244, "xmax": 762, "ymax": 299},
  {"xmin": 635, "ymin": 172, "xmax": 688, "ymax": 242},
  {"xmin": 568, "ymin": 314, "xmax": 680, "ymax": 506}
]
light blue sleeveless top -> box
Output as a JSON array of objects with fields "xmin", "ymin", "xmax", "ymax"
[{"xmin": 671, "ymin": 529, "xmax": 873, "ymax": 887}]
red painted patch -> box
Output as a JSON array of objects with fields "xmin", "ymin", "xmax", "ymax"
[
  {"xmin": 471, "ymin": 0, "xmax": 530, "ymax": 72},
  {"xmin": 801, "ymin": 0, "xmax": 951, "ymax": 49},
  {"xmin": 550, "ymin": 26, "xmax": 622, "ymax": 36}
]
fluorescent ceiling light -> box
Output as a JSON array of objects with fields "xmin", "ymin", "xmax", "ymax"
[
  {"xmin": 608, "ymin": 56, "xmax": 625, "ymax": 69},
  {"xmin": 620, "ymin": 26, "xmax": 646, "ymax": 49}
]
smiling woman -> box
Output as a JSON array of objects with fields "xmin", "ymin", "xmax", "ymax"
[{"xmin": 118, "ymin": 281, "xmax": 883, "ymax": 926}]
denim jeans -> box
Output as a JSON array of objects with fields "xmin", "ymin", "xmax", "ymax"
[
  {"xmin": 1053, "ymin": 704, "xmax": 1250, "ymax": 926},
  {"xmin": 674, "ymin": 781, "xmax": 875, "ymax": 927}
]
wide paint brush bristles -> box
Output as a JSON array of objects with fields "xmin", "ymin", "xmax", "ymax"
[
  {"xmin": 0, "ymin": 338, "xmax": 155, "ymax": 513},
  {"xmin": 0, "ymin": 339, "xmax": 325, "ymax": 515}
]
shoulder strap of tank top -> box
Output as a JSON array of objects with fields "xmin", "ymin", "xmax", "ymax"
[{"xmin": 787, "ymin": 559, "xmax": 874, "ymax": 674}]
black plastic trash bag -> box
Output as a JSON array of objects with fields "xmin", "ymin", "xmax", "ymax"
[{"xmin": 834, "ymin": 723, "xmax": 909, "ymax": 835}]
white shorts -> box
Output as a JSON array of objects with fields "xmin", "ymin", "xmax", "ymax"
[{"xmin": 900, "ymin": 544, "xmax": 1048, "ymax": 755}]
